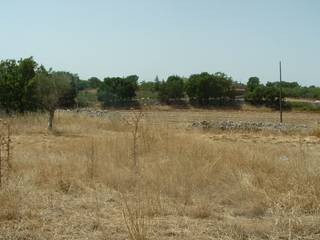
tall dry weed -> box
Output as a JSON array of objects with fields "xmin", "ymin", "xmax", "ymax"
[{"xmin": 0, "ymin": 119, "xmax": 11, "ymax": 188}]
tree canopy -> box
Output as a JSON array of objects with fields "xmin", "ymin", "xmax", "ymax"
[
  {"xmin": 97, "ymin": 75, "xmax": 139, "ymax": 106},
  {"xmin": 158, "ymin": 75, "xmax": 185, "ymax": 102},
  {"xmin": 185, "ymin": 72, "xmax": 235, "ymax": 105},
  {"xmin": 245, "ymin": 77, "xmax": 284, "ymax": 107},
  {"xmin": 33, "ymin": 68, "xmax": 76, "ymax": 129},
  {"xmin": 0, "ymin": 57, "xmax": 38, "ymax": 113}
]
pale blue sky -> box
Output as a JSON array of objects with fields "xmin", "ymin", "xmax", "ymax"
[{"xmin": 1, "ymin": 0, "xmax": 319, "ymax": 85}]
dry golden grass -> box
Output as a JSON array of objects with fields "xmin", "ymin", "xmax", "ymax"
[
  {"xmin": 311, "ymin": 123, "xmax": 320, "ymax": 138},
  {"xmin": 0, "ymin": 110, "xmax": 320, "ymax": 239}
]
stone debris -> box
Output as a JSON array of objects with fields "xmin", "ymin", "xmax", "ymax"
[
  {"xmin": 192, "ymin": 120, "xmax": 309, "ymax": 131},
  {"xmin": 57, "ymin": 109, "xmax": 108, "ymax": 117},
  {"xmin": 279, "ymin": 155, "xmax": 289, "ymax": 161}
]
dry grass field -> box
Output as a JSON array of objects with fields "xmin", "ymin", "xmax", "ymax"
[{"xmin": 1, "ymin": 110, "xmax": 320, "ymax": 240}]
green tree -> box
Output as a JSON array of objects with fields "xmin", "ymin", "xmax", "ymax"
[
  {"xmin": 185, "ymin": 74, "xmax": 200, "ymax": 99},
  {"xmin": 154, "ymin": 75, "xmax": 160, "ymax": 91},
  {"xmin": 77, "ymin": 79, "xmax": 90, "ymax": 90},
  {"xmin": 246, "ymin": 77, "xmax": 260, "ymax": 92},
  {"xmin": 34, "ymin": 69, "xmax": 76, "ymax": 129},
  {"xmin": 88, "ymin": 77, "xmax": 101, "ymax": 89},
  {"xmin": 158, "ymin": 75, "xmax": 184, "ymax": 101},
  {"xmin": 245, "ymin": 78, "xmax": 285, "ymax": 107},
  {"xmin": 98, "ymin": 75, "xmax": 138, "ymax": 105},
  {"xmin": 17, "ymin": 57, "xmax": 38, "ymax": 112},
  {"xmin": 185, "ymin": 72, "xmax": 234, "ymax": 105},
  {"xmin": 139, "ymin": 81, "xmax": 156, "ymax": 92},
  {"xmin": 245, "ymin": 77, "xmax": 263, "ymax": 103},
  {"xmin": 0, "ymin": 57, "xmax": 38, "ymax": 113},
  {"xmin": 0, "ymin": 60, "xmax": 19, "ymax": 113},
  {"xmin": 58, "ymin": 72, "xmax": 78, "ymax": 108},
  {"xmin": 251, "ymin": 85, "xmax": 266, "ymax": 104}
]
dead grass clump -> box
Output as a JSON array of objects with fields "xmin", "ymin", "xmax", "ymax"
[
  {"xmin": 189, "ymin": 201, "xmax": 211, "ymax": 219},
  {"xmin": 57, "ymin": 178, "xmax": 73, "ymax": 194},
  {"xmin": 232, "ymin": 202, "xmax": 268, "ymax": 219},
  {"xmin": 122, "ymin": 194, "xmax": 149, "ymax": 240},
  {"xmin": 0, "ymin": 186, "xmax": 21, "ymax": 221},
  {"xmin": 0, "ymin": 119, "xmax": 11, "ymax": 188},
  {"xmin": 311, "ymin": 126, "xmax": 320, "ymax": 138}
]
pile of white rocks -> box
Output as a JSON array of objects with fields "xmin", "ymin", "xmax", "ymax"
[
  {"xmin": 192, "ymin": 120, "xmax": 309, "ymax": 131},
  {"xmin": 57, "ymin": 108, "xmax": 108, "ymax": 117}
]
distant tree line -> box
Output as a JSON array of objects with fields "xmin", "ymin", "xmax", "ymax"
[
  {"xmin": 244, "ymin": 77, "xmax": 284, "ymax": 107},
  {"xmin": 97, "ymin": 72, "xmax": 237, "ymax": 107},
  {"xmin": 1, "ymin": 57, "xmax": 319, "ymax": 124},
  {"xmin": 267, "ymin": 81, "xmax": 320, "ymax": 99},
  {"xmin": 244, "ymin": 77, "xmax": 320, "ymax": 107}
]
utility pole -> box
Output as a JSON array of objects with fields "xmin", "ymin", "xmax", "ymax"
[{"xmin": 279, "ymin": 61, "xmax": 283, "ymax": 123}]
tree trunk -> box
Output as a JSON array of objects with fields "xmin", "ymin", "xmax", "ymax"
[{"xmin": 48, "ymin": 110, "xmax": 55, "ymax": 130}]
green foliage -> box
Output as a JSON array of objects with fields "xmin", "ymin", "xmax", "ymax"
[
  {"xmin": 185, "ymin": 72, "xmax": 235, "ymax": 105},
  {"xmin": 247, "ymin": 77, "xmax": 260, "ymax": 92},
  {"xmin": 158, "ymin": 75, "xmax": 185, "ymax": 101},
  {"xmin": 286, "ymin": 101, "xmax": 320, "ymax": 112},
  {"xmin": 77, "ymin": 79, "xmax": 90, "ymax": 91},
  {"xmin": 1, "ymin": 55, "xmax": 318, "ymax": 112},
  {"xmin": 34, "ymin": 69, "xmax": 75, "ymax": 111},
  {"xmin": 98, "ymin": 75, "xmax": 139, "ymax": 105},
  {"xmin": 245, "ymin": 78, "xmax": 320, "ymax": 108},
  {"xmin": 88, "ymin": 77, "xmax": 102, "ymax": 89},
  {"xmin": 265, "ymin": 81, "xmax": 320, "ymax": 99},
  {"xmin": 245, "ymin": 77, "xmax": 283, "ymax": 107},
  {"xmin": 139, "ymin": 81, "xmax": 157, "ymax": 92},
  {"xmin": 154, "ymin": 76, "xmax": 161, "ymax": 91},
  {"xmin": 137, "ymin": 81, "xmax": 158, "ymax": 99},
  {"xmin": 77, "ymin": 90, "xmax": 97, "ymax": 107},
  {"xmin": 0, "ymin": 57, "xmax": 79, "ymax": 115},
  {"xmin": 0, "ymin": 57, "xmax": 38, "ymax": 113},
  {"xmin": 57, "ymin": 72, "xmax": 78, "ymax": 108}
]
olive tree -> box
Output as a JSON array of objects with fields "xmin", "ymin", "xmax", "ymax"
[{"xmin": 34, "ymin": 69, "xmax": 74, "ymax": 130}]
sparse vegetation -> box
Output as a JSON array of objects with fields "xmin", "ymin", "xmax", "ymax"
[
  {"xmin": 0, "ymin": 110, "xmax": 319, "ymax": 239},
  {"xmin": 287, "ymin": 101, "xmax": 320, "ymax": 112},
  {"xmin": 0, "ymin": 120, "xmax": 11, "ymax": 188}
]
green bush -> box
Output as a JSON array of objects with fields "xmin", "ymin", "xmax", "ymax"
[
  {"xmin": 286, "ymin": 101, "xmax": 320, "ymax": 112},
  {"xmin": 77, "ymin": 91, "xmax": 97, "ymax": 107},
  {"xmin": 185, "ymin": 72, "xmax": 235, "ymax": 105}
]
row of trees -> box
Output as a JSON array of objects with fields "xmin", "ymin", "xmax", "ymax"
[
  {"xmin": 96, "ymin": 72, "xmax": 236, "ymax": 106},
  {"xmin": 266, "ymin": 81, "xmax": 320, "ymax": 99},
  {"xmin": 244, "ymin": 77, "xmax": 284, "ymax": 106},
  {"xmin": 82, "ymin": 75, "xmax": 320, "ymax": 105},
  {"xmin": 1, "ymin": 57, "xmax": 318, "ymax": 127},
  {"xmin": 244, "ymin": 77, "xmax": 320, "ymax": 107},
  {"xmin": 0, "ymin": 57, "xmax": 77, "ymax": 128}
]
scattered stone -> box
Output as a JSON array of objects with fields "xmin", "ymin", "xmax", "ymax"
[
  {"xmin": 192, "ymin": 120, "xmax": 309, "ymax": 132},
  {"xmin": 279, "ymin": 155, "xmax": 289, "ymax": 161},
  {"xmin": 58, "ymin": 108, "xmax": 109, "ymax": 117}
]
